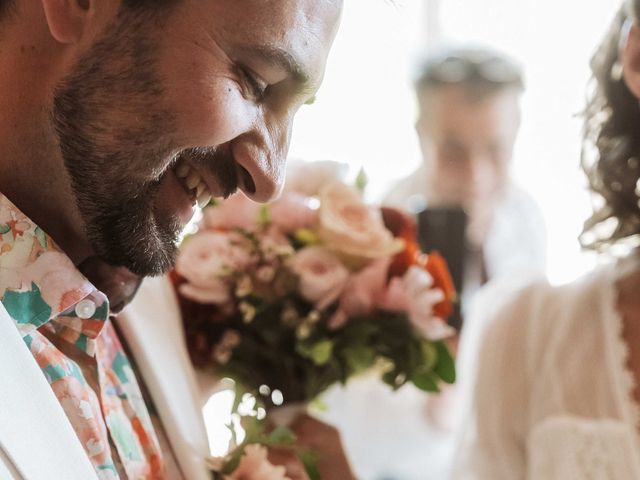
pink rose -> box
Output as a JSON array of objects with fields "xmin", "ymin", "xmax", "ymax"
[
  {"xmin": 285, "ymin": 160, "xmax": 349, "ymax": 197},
  {"xmin": 225, "ymin": 444, "xmax": 290, "ymax": 480},
  {"xmin": 202, "ymin": 192, "xmax": 260, "ymax": 231},
  {"xmin": 318, "ymin": 181, "xmax": 403, "ymax": 265},
  {"xmin": 176, "ymin": 231, "xmax": 252, "ymax": 304},
  {"xmin": 381, "ymin": 276, "xmax": 410, "ymax": 312},
  {"xmin": 287, "ymin": 246, "xmax": 349, "ymax": 310},
  {"xmin": 328, "ymin": 258, "xmax": 390, "ymax": 329},
  {"xmin": 268, "ymin": 192, "xmax": 318, "ymax": 233}
]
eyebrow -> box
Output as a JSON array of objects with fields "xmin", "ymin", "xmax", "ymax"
[{"xmin": 239, "ymin": 45, "xmax": 313, "ymax": 93}]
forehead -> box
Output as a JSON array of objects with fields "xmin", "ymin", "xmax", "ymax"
[
  {"xmin": 206, "ymin": 0, "xmax": 342, "ymax": 81},
  {"xmin": 421, "ymin": 86, "xmax": 520, "ymax": 139}
]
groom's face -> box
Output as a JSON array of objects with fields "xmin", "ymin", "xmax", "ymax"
[{"xmin": 53, "ymin": 0, "xmax": 342, "ymax": 276}]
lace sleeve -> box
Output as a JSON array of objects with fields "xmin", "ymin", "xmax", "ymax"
[
  {"xmin": 452, "ymin": 282, "xmax": 543, "ymax": 480},
  {"xmin": 527, "ymin": 416, "xmax": 640, "ymax": 479}
]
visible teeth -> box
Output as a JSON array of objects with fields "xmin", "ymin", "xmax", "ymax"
[
  {"xmin": 196, "ymin": 181, "xmax": 206, "ymax": 197},
  {"xmin": 174, "ymin": 162, "xmax": 212, "ymax": 204},
  {"xmin": 175, "ymin": 163, "xmax": 190, "ymax": 179},
  {"xmin": 186, "ymin": 171, "xmax": 200, "ymax": 190},
  {"xmin": 197, "ymin": 193, "xmax": 212, "ymax": 209}
]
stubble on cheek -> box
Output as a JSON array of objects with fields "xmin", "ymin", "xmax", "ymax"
[{"xmin": 51, "ymin": 13, "xmax": 185, "ymax": 275}]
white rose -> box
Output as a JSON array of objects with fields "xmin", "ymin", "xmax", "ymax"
[{"xmin": 403, "ymin": 266, "xmax": 455, "ymax": 340}]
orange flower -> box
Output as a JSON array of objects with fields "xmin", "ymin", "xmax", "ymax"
[
  {"xmin": 381, "ymin": 207, "xmax": 419, "ymax": 278},
  {"xmin": 420, "ymin": 252, "xmax": 456, "ymax": 320}
]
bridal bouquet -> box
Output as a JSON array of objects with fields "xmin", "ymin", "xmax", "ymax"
[
  {"xmin": 205, "ymin": 418, "xmax": 316, "ymax": 480},
  {"xmin": 172, "ymin": 165, "xmax": 456, "ymax": 414}
]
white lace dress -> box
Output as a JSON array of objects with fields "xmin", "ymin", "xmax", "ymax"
[{"xmin": 452, "ymin": 263, "xmax": 640, "ymax": 479}]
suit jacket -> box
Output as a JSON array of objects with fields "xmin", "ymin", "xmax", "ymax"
[{"xmin": 0, "ymin": 276, "xmax": 211, "ymax": 480}]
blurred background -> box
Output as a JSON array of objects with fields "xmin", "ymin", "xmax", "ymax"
[
  {"xmin": 288, "ymin": 0, "xmax": 619, "ymax": 286},
  {"xmin": 204, "ymin": 1, "xmax": 621, "ymax": 478}
]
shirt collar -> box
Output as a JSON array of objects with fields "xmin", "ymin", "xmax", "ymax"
[{"xmin": 0, "ymin": 193, "xmax": 110, "ymax": 355}]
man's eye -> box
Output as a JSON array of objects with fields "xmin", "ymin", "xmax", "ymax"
[{"xmin": 238, "ymin": 66, "xmax": 268, "ymax": 102}]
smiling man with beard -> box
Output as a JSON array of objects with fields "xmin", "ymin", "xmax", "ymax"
[{"xmin": 0, "ymin": 1, "xmax": 350, "ymax": 479}]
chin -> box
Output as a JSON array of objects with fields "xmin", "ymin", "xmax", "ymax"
[{"xmin": 89, "ymin": 213, "xmax": 182, "ymax": 277}]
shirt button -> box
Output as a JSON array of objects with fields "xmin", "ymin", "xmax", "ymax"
[{"xmin": 75, "ymin": 299, "xmax": 97, "ymax": 319}]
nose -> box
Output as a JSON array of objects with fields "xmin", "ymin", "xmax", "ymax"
[
  {"xmin": 468, "ymin": 154, "xmax": 495, "ymax": 196},
  {"xmin": 232, "ymin": 116, "xmax": 293, "ymax": 203}
]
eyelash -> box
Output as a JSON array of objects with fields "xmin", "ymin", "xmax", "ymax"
[{"xmin": 238, "ymin": 66, "xmax": 268, "ymax": 102}]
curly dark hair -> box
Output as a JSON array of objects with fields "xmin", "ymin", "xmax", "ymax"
[{"xmin": 581, "ymin": 0, "xmax": 640, "ymax": 250}]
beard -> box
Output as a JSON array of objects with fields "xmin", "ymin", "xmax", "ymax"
[{"xmin": 51, "ymin": 11, "xmax": 237, "ymax": 277}]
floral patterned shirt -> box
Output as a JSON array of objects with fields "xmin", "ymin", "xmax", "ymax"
[{"xmin": 0, "ymin": 193, "xmax": 165, "ymax": 479}]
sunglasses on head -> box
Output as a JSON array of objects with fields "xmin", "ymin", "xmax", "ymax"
[{"xmin": 418, "ymin": 52, "xmax": 523, "ymax": 88}]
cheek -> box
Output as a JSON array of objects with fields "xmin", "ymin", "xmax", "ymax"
[
  {"xmin": 161, "ymin": 58, "xmax": 256, "ymax": 147},
  {"xmin": 178, "ymin": 83, "xmax": 254, "ymax": 146}
]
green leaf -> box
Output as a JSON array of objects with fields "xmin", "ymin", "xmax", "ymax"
[
  {"xmin": 267, "ymin": 426, "xmax": 296, "ymax": 446},
  {"xmin": 258, "ymin": 205, "xmax": 271, "ymax": 226},
  {"xmin": 342, "ymin": 345, "xmax": 375, "ymax": 375},
  {"xmin": 0, "ymin": 224, "xmax": 10, "ymax": 235},
  {"xmin": 433, "ymin": 341, "xmax": 456, "ymax": 384},
  {"xmin": 410, "ymin": 370, "xmax": 440, "ymax": 393},
  {"xmin": 297, "ymin": 339, "xmax": 334, "ymax": 366},
  {"xmin": 299, "ymin": 450, "xmax": 321, "ymax": 480},
  {"xmin": 355, "ymin": 167, "xmax": 368, "ymax": 194},
  {"xmin": 292, "ymin": 228, "xmax": 320, "ymax": 247},
  {"xmin": 419, "ymin": 340, "xmax": 438, "ymax": 371}
]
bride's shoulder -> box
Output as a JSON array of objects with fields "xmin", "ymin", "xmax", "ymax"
[{"xmin": 465, "ymin": 265, "xmax": 615, "ymax": 357}]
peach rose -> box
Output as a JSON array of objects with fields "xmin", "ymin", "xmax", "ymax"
[
  {"xmin": 287, "ymin": 246, "xmax": 349, "ymax": 310},
  {"xmin": 176, "ymin": 231, "xmax": 252, "ymax": 304},
  {"xmin": 225, "ymin": 444, "xmax": 290, "ymax": 480},
  {"xmin": 318, "ymin": 181, "xmax": 403, "ymax": 265}
]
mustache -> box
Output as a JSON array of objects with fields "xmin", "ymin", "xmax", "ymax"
[{"xmin": 178, "ymin": 146, "xmax": 239, "ymax": 199}]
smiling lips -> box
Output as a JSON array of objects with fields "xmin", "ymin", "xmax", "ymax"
[{"xmin": 173, "ymin": 160, "xmax": 213, "ymax": 209}]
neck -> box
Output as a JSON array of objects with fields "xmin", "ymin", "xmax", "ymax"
[{"xmin": 0, "ymin": 19, "xmax": 92, "ymax": 265}]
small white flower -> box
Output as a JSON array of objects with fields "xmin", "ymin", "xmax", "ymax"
[{"xmin": 239, "ymin": 302, "xmax": 256, "ymax": 323}]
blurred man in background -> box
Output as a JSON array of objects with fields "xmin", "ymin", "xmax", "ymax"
[
  {"xmin": 386, "ymin": 47, "xmax": 546, "ymax": 322},
  {"xmin": 320, "ymin": 47, "xmax": 547, "ymax": 480}
]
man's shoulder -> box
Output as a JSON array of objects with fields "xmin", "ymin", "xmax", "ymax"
[{"xmin": 383, "ymin": 164, "xmax": 427, "ymax": 209}]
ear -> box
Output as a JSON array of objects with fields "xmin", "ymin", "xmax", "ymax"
[
  {"xmin": 41, "ymin": 0, "xmax": 92, "ymax": 45},
  {"xmin": 622, "ymin": 22, "xmax": 640, "ymax": 99}
]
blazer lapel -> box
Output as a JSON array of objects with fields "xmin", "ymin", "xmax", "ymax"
[
  {"xmin": 116, "ymin": 276, "xmax": 210, "ymax": 480},
  {"xmin": 0, "ymin": 303, "xmax": 97, "ymax": 480}
]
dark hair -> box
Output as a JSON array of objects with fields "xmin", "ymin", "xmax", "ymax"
[
  {"xmin": 581, "ymin": 0, "xmax": 640, "ymax": 251},
  {"xmin": 414, "ymin": 47, "xmax": 524, "ymax": 102},
  {"xmin": 0, "ymin": 0, "xmax": 14, "ymax": 20},
  {"xmin": 0, "ymin": 0, "xmax": 176, "ymax": 20}
]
